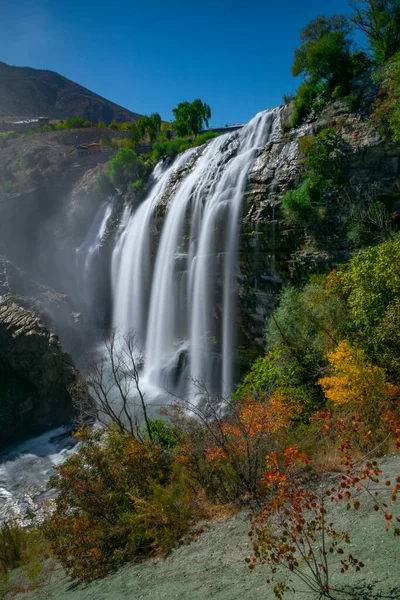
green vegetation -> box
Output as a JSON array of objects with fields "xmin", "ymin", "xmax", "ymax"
[
  {"xmin": 350, "ymin": 0, "xmax": 400, "ymax": 63},
  {"xmin": 238, "ymin": 239, "xmax": 400, "ymax": 413},
  {"xmin": 281, "ymin": 127, "xmax": 346, "ymax": 224},
  {"xmin": 292, "ymin": 15, "xmax": 354, "ymax": 91},
  {"xmin": 172, "ymin": 99, "xmax": 211, "ymax": 136},
  {"xmin": 4, "ymin": 180, "xmax": 17, "ymax": 193},
  {"xmin": 39, "ymin": 237, "xmax": 400, "ymax": 592},
  {"xmin": 53, "ymin": 117, "xmax": 91, "ymax": 130},
  {"xmin": 100, "ymin": 129, "xmax": 219, "ymax": 192},
  {"xmin": 281, "ymin": 178, "xmax": 315, "ymax": 223},
  {"xmin": 0, "ymin": 521, "xmax": 55, "ymax": 597},
  {"xmin": 44, "ymin": 427, "xmax": 195, "ymax": 581},
  {"xmin": 372, "ymin": 50, "xmax": 400, "ymax": 139},
  {"xmin": 133, "ymin": 113, "xmax": 162, "ymax": 142},
  {"xmin": 289, "ymin": 14, "xmax": 370, "ymax": 127},
  {"xmin": 288, "ymin": 1, "xmax": 400, "ymax": 128},
  {"xmin": 152, "ymin": 131, "xmax": 219, "ymax": 161},
  {"xmin": 103, "ymin": 148, "xmax": 150, "ymax": 188}
]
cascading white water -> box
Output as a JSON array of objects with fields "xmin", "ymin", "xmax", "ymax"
[
  {"xmin": 76, "ymin": 198, "xmax": 113, "ymax": 325},
  {"xmin": 112, "ymin": 150, "xmax": 197, "ymax": 346},
  {"xmin": 112, "ymin": 108, "xmax": 282, "ymax": 400}
]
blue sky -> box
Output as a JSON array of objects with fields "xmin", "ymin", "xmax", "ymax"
[{"xmin": 1, "ymin": 0, "xmax": 359, "ymax": 126}]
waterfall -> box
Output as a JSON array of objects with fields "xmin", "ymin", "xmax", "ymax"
[
  {"xmin": 76, "ymin": 198, "xmax": 113, "ymax": 327},
  {"xmin": 112, "ymin": 150, "xmax": 198, "ymax": 345},
  {"xmin": 112, "ymin": 108, "xmax": 282, "ymax": 401}
]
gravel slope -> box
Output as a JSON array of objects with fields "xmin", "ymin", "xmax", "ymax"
[{"xmin": 14, "ymin": 455, "xmax": 400, "ymax": 600}]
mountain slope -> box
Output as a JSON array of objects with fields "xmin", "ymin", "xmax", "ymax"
[{"xmin": 0, "ymin": 61, "xmax": 142, "ymax": 124}]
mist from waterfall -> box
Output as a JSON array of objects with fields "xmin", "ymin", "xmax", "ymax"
[
  {"xmin": 76, "ymin": 198, "xmax": 113, "ymax": 328},
  {"xmin": 112, "ymin": 108, "xmax": 282, "ymax": 401}
]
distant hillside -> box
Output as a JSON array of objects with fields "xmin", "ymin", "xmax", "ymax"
[{"xmin": 0, "ymin": 61, "xmax": 143, "ymax": 124}]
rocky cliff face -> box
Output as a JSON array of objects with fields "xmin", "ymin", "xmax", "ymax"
[
  {"xmin": 238, "ymin": 78, "xmax": 400, "ymax": 351},
  {"xmin": 0, "ymin": 296, "xmax": 80, "ymax": 449}
]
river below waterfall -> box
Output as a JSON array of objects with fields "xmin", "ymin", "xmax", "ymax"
[{"xmin": 0, "ymin": 426, "xmax": 78, "ymax": 521}]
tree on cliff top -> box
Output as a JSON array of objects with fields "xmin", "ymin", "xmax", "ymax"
[
  {"xmin": 171, "ymin": 99, "xmax": 211, "ymax": 137},
  {"xmin": 350, "ymin": 0, "xmax": 400, "ymax": 63},
  {"xmin": 292, "ymin": 15, "xmax": 354, "ymax": 89}
]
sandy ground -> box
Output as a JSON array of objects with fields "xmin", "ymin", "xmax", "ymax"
[{"xmin": 13, "ymin": 455, "xmax": 400, "ymax": 600}]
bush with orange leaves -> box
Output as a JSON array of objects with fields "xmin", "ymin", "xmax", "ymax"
[
  {"xmin": 248, "ymin": 410, "xmax": 400, "ymax": 599},
  {"xmin": 45, "ymin": 427, "xmax": 195, "ymax": 581},
  {"xmin": 175, "ymin": 391, "xmax": 302, "ymax": 502},
  {"xmin": 318, "ymin": 340, "xmax": 399, "ymax": 425}
]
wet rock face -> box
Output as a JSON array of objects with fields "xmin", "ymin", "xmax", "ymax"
[
  {"xmin": 238, "ymin": 86, "xmax": 400, "ymax": 352},
  {"xmin": 0, "ymin": 296, "xmax": 80, "ymax": 449},
  {"xmin": 0, "ymin": 256, "xmax": 84, "ymax": 356}
]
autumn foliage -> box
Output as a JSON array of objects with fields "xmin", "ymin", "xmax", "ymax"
[
  {"xmin": 318, "ymin": 340, "xmax": 399, "ymax": 420},
  {"xmin": 248, "ymin": 410, "xmax": 400, "ymax": 599},
  {"xmin": 45, "ymin": 427, "xmax": 196, "ymax": 581}
]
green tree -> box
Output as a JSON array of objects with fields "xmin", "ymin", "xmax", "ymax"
[
  {"xmin": 134, "ymin": 113, "xmax": 162, "ymax": 142},
  {"xmin": 172, "ymin": 99, "xmax": 211, "ymax": 137},
  {"xmin": 350, "ymin": 0, "xmax": 400, "ymax": 63},
  {"xmin": 106, "ymin": 148, "xmax": 149, "ymax": 187},
  {"xmin": 292, "ymin": 15, "xmax": 353, "ymax": 88}
]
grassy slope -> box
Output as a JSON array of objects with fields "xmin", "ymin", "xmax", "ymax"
[{"xmin": 14, "ymin": 455, "xmax": 400, "ymax": 600}]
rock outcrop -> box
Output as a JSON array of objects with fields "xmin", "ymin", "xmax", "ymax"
[
  {"xmin": 0, "ymin": 296, "xmax": 80, "ymax": 448},
  {"xmin": 238, "ymin": 78, "xmax": 400, "ymax": 350}
]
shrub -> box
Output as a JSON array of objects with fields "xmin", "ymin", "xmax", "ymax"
[
  {"xmin": 339, "ymin": 238, "xmax": 400, "ymax": 329},
  {"xmin": 0, "ymin": 522, "xmax": 27, "ymax": 574},
  {"xmin": 192, "ymin": 131, "xmax": 219, "ymax": 146},
  {"xmin": 372, "ymin": 51, "xmax": 400, "ymax": 140},
  {"xmin": 106, "ymin": 148, "xmax": 149, "ymax": 188},
  {"xmin": 281, "ymin": 178, "xmax": 316, "ymax": 222},
  {"xmin": 326, "ymin": 239, "xmax": 400, "ymax": 378},
  {"xmin": 248, "ymin": 410, "xmax": 400, "ymax": 598},
  {"xmin": 233, "ymin": 353, "xmax": 277, "ymax": 401},
  {"xmin": 174, "ymin": 391, "xmax": 305, "ymax": 503},
  {"xmin": 151, "ymin": 132, "xmax": 219, "ymax": 162},
  {"xmin": 0, "ymin": 521, "xmax": 52, "ymax": 577},
  {"xmin": 266, "ymin": 284, "xmax": 346, "ymax": 385},
  {"xmin": 318, "ymin": 340, "xmax": 399, "ymax": 422},
  {"xmin": 128, "ymin": 473, "xmax": 194, "ymax": 554},
  {"xmin": 100, "ymin": 135, "xmax": 112, "ymax": 146},
  {"xmin": 304, "ymin": 128, "xmax": 345, "ymax": 185},
  {"xmin": 152, "ymin": 138, "xmax": 190, "ymax": 161},
  {"xmin": 292, "ymin": 81, "xmax": 321, "ymax": 127},
  {"xmin": 344, "ymin": 185, "xmax": 395, "ymax": 247},
  {"xmin": 64, "ymin": 117, "xmax": 89, "ymax": 130},
  {"xmin": 282, "ymin": 93, "xmax": 295, "ymax": 105},
  {"xmin": 45, "ymin": 427, "xmax": 195, "ymax": 581},
  {"xmin": 145, "ymin": 418, "xmax": 180, "ymax": 450},
  {"xmin": 4, "ymin": 181, "xmax": 16, "ymax": 193}
]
